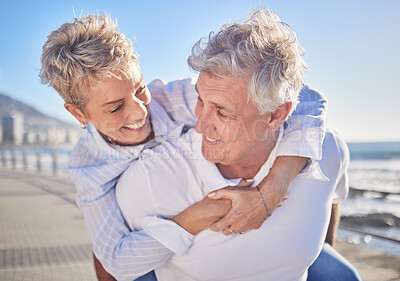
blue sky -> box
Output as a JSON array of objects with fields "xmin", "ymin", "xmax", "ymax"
[{"xmin": 0, "ymin": 0, "xmax": 399, "ymax": 142}]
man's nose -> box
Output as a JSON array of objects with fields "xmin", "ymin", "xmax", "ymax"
[{"xmin": 195, "ymin": 110, "xmax": 214, "ymax": 134}]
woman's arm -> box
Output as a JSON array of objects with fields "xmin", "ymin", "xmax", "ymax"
[{"xmin": 80, "ymin": 183, "xmax": 234, "ymax": 281}]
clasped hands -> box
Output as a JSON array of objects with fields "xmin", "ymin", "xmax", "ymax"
[{"xmin": 172, "ymin": 180, "xmax": 288, "ymax": 236}]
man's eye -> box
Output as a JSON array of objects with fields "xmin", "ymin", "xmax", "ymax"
[
  {"xmin": 217, "ymin": 109, "xmax": 228, "ymax": 118},
  {"xmin": 110, "ymin": 104, "xmax": 123, "ymax": 113},
  {"xmin": 197, "ymin": 96, "xmax": 203, "ymax": 103}
]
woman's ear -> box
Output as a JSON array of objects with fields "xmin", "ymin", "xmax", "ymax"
[
  {"xmin": 265, "ymin": 102, "xmax": 292, "ymax": 131},
  {"xmin": 64, "ymin": 103, "xmax": 88, "ymax": 125}
]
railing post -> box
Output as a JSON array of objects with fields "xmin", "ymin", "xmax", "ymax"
[
  {"xmin": 36, "ymin": 150, "xmax": 42, "ymax": 173},
  {"xmin": 23, "ymin": 149, "xmax": 28, "ymax": 171},
  {"xmin": 52, "ymin": 151, "xmax": 58, "ymax": 175},
  {"xmin": 1, "ymin": 148, "xmax": 6, "ymax": 168},
  {"xmin": 11, "ymin": 148, "xmax": 17, "ymax": 170}
]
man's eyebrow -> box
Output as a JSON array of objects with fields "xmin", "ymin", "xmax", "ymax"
[
  {"xmin": 195, "ymin": 84, "xmax": 235, "ymax": 113},
  {"xmin": 211, "ymin": 101, "xmax": 234, "ymax": 113}
]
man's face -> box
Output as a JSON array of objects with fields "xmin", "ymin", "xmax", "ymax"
[
  {"xmin": 194, "ymin": 73, "xmax": 271, "ymax": 167},
  {"xmin": 83, "ymin": 65, "xmax": 152, "ymax": 146}
]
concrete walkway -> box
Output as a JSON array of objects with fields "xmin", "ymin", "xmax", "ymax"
[
  {"xmin": 0, "ymin": 169, "xmax": 96, "ymax": 281},
  {"xmin": 1, "ymin": 168, "xmax": 400, "ymax": 281}
]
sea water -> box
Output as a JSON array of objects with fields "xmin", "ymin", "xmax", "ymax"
[{"xmin": 339, "ymin": 142, "xmax": 400, "ymax": 256}]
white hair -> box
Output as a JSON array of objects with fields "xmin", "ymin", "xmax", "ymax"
[
  {"xmin": 40, "ymin": 14, "xmax": 138, "ymax": 109},
  {"xmin": 188, "ymin": 9, "xmax": 306, "ymax": 114}
]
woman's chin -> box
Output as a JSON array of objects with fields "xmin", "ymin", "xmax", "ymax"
[{"xmin": 116, "ymin": 123, "xmax": 152, "ymax": 146}]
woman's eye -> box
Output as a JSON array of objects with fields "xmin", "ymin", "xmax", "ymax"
[
  {"xmin": 137, "ymin": 86, "xmax": 146, "ymax": 95},
  {"xmin": 110, "ymin": 104, "xmax": 123, "ymax": 113}
]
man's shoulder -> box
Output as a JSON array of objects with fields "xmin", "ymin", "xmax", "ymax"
[{"xmin": 321, "ymin": 130, "xmax": 350, "ymax": 169}]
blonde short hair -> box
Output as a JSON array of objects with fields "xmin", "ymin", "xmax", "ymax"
[
  {"xmin": 188, "ymin": 9, "xmax": 306, "ymax": 114},
  {"xmin": 40, "ymin": 14, "xmax": 137, "ymax": 108}
]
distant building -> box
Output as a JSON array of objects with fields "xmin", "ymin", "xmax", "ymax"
[
  {"xmin": 47, "ymin": 127, "xmax": 68, "ymax": 144},
  {"xmin": 2, "ymin": 113, "xmax": 24, "ymax": 145},
  {"xmin": 23, "ymin": 130, "xmax": 36, "ymax": 144}
]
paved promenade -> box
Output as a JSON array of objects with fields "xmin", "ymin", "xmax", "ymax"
[{"xmin": 1, "ymin": 168, "xmax": 400, "ymax": 281}]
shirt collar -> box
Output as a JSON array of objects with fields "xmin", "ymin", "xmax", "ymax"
[{"xmin": 194, "ymin": 127, "xmax": 284, "ymax": 192}]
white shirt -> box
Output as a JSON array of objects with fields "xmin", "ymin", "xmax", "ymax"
[
  {"xmin": 69, "ymin": 79, "xmax": 330, "ymax": 280},
  {"xmin": 116, "ymin": 129, "xmax": 349, "ymax": 281}
]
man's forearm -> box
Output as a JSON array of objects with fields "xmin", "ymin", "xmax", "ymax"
[{"xmin": 325, "ymin": 204, "xmax": 340, "ymax": 247}]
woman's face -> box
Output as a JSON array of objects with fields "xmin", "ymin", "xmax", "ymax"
[{"xmin": 82, "ymin": 66, "xmax": 152, "ymax": 146}]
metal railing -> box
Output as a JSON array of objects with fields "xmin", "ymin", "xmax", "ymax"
[{"xmin": 0, "ymin": 146, "xmax": 70, "ymax": 175}]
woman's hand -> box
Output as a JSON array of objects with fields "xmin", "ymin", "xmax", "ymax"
[
  {"xmin": 207, "ymin": 184, "xmax": 288, "ymax": 235},
  {"xmin": 171, "ymin": 181, "xmax": 254, "ymax": 235},
  {"xmin": 172, "ymin": 196, "xmax": 232, "ymax": 235},
  {"xmin": 207, "ymin": 156, "xmax": 308, "ymax": 235}
]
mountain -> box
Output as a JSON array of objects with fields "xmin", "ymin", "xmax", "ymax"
[
  {"xmin": 0, "ymin": 93, "xmax": 81, "ymax": 145},
  {"xmin": 0, "ymin": 93, "xmax": 77, "ymax": 130}
]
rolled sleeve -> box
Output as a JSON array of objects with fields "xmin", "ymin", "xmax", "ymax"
[
  {"xmin": 277, "ymin": 127, "xmax": 324, "ymax": 160},
  {"xmin": 278, "ymin": 84, "xmax": 327, "ymax": 160},
  {"xmin": 141, "ymin": 216, "xmax": 195, "ymax": 255}
]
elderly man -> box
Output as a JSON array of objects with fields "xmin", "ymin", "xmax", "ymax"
[{"xmin": 115, "ymin": 9, "xmax": 355, "ymax": 281}]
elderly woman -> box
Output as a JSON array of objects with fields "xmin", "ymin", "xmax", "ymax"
[{"xmin": 39, "ymin": 12, "xmax": 359, "ymax": 281}]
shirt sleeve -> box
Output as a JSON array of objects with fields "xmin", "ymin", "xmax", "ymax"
[
  {"xmin": 116, "ymin": 157, "xmax": 196, "ymax": 258},
  {"xmin": 148, "ymin": 78, "xmax": 197, "ymax": 130},
  {"xmin": 141, "ymin": 216, "xmax": 195, "ymax": 255},
  {"xmin": 277, "ymin": 84, "xmax": 327, "ymax": 161},
  {"xmin": 77, "ymin": 181, "xmax": 173, "ymax": 281},
  {"xmin": 331, "ymin": 131, "xmax": 350, "ymax": 204},
  {"xmin": 69, "ymin": 137, "xmax": 189, "ymax": 280}
]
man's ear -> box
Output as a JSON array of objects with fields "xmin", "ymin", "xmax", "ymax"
[
  {"xmin": 64, "ymin": 103, "xmax": 88, "ymax": 125},
  {"xmin": 265, "ymin": 102, "xmax": 292, "ymax": 131}
]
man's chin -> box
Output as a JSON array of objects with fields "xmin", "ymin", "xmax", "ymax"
[{"xmin": 201, "ymin": 146, "xmax": 222, "ymax": 164}]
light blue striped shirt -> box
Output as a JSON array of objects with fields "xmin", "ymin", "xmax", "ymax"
[{"xmin": 69, "ymin": 79, "xmax": 327, "ymax": 280}]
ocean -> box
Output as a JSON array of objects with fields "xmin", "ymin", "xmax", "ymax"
[
  {"xmin": 1, "ymin": 141, "xmax": 400, "ymax": 255},
  {"xmin": 338, "ymin": 142, "xmax": 400, "ymax": 256}
]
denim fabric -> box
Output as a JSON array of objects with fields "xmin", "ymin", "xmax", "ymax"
[
  {"xmin": 134, "ymin": 271, "xmax": 157, "ymax": 281},
  {"xmin": 308, "ymin": 243, "xmax": 361, "ymax": 281}
]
